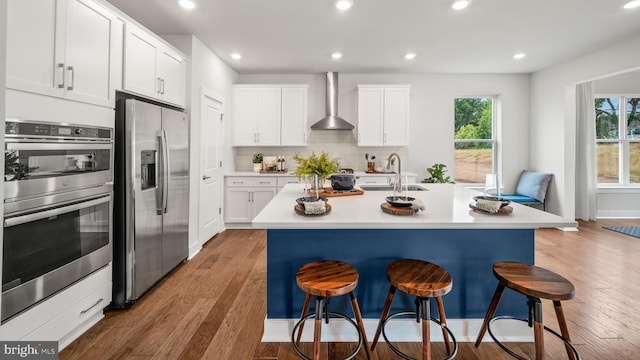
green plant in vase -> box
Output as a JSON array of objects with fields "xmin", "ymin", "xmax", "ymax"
[
  {"xmin": 421, "ymin": 163, "xmax": 455, "ymax": 184},
  {"xmin": 252, "ymin": 152, "xmax": 263, "ymax": 172},
  {"xmin": 293, "ymin": 151, "xmax": 340, "ymax": 192}
]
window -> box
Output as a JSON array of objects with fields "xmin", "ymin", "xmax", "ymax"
[
  {"xmin": 595, "ymin": 96, "xmax": 640, "ymax": 184},
  {"xmin": 454, "ymin": 97, "xmax": 497, "ymax": 183}
]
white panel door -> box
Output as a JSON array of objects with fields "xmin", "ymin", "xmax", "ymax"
[
  {"xmin": 252, "ymin": 188, "xmax": 277, "ymax": 218},
  {"xmin": 64, "ymin": 0, "xmax": 117, "ymax": 107},
  {"xmin": 383, "ymin": 87, "xmax": 410, "ymax": 146},
  {"xmin": 224, "ymin": 188, "xmax": 252, "ymax": 223},
  {"xmin": 158, "ymin": 46, "xmax": 186, "ymax": 107},
  {"xmin": 357, "ymin": 87, "xmax": 384, "ymax": 146},
  {"xmin": 257, "ymin": 88, "xmax": 281, "ymax": 145},
  {"xmin": 199, "ymin": 93, "xmax": 223, "ymax": 243},
  {"xmin": 6, "ymin": 0, "xmax": 64, "ymax": 98},
  {"xmin": 124, "ymin": 24, "xmax": 159, "ymax": 100},
  {"xmin": 232, "ymin": 87, "xmax": 259, "ymax": 145},
  {"xmin": 281, "ymin": 87, "xmax": 308, "ymax": 146}
]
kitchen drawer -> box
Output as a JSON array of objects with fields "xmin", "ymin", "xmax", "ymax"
[
  {"xmin": 358, "ymin": 175, "xmax": 391, "ymax": 185},
  {"xmin": 277, "ymin": 176, "xmax": 301, "ymax": 187},
  {"xmin": 22, "ymin": 282, "xmax": 112, "ymax": 349},
  {"xmin": 225, "ymin": 177, "xmax": 277, "ymax": 187},
  {"xmin": 0, "ymin": 264, "xmax": 112, "ymax": 345}
]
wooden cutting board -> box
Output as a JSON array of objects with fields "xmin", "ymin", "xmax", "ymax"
[{"xmin": 314, "ymin": 187, "xmax": 364, "ymax": 197}]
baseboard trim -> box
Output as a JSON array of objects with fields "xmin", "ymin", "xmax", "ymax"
[{"xmin": 262, "ymin": 318, "xmax": 534, "ymax": 343}]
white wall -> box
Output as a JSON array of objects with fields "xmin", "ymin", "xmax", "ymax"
[
  {"xmin": 0, "ymin": 0, "xmax": 7, "ymax": 319},
  {"xmin": 163, "ymin": 35, "xmax": 239, "ymax": 257},
  {"xmin": 237, "ymin": 73, "xmax": 531, "ymax": 189},
  {"xmin": 530, "ymin": 34, "xmax": 640, "ymax": 219}
]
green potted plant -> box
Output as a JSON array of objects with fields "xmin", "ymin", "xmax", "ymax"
[
  {"xmin": 252, "ymin": 152, "xmax": 263, "ymax": 173},
  {"xmin": 293, "ymin": 151, "xmax": 340, "ymax": 191},
  {"xmin": 421, "ymin": 163, "xmax": 455, "ymax": 184}
]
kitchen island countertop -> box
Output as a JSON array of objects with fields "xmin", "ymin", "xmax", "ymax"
[{"xmin": 253, "ymin": 183, "xmax": 577, "ymax": 229}]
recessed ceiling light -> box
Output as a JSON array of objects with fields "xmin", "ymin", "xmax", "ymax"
[
  {"xmin": 231, "ymin": 53, "xmax": 242, "ymax": 60},
  {"xmin": 336, "ymin": 0, "xmax": 354, "ymax": 10},
  {"xmin": 452, "ymin": 0, "xmax": 471, "ymax": 10},
  {"xmin": 331, "ymin": 52, "xmax": 343, "ymax": 60},
  {"xmin": 513, "ymin": 53, "xmax": 526, "ymax": 60},
  {"xmin": 404, "ymin": 53, "xmax": 417, "ymax": 60},
  {"xmin": 178, "ymin": 0, "xmax": 195, "ymax": 10},
  {"xmin": 623, "ymin": 0, "xmax": 640, "ymax": 9}
]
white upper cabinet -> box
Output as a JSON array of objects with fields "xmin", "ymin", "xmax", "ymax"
[
  {"xmin": 357, "ymin": 85, "xmax": 410, "ymax": 146},
  {"xmin": 6, "ymin": 0, "xmax": 120, "ymax": 108},
  {"xmin": 232, "ymin": 85, "xmax": 308, "ymax": 146},
  {"xmin": 281, "ymin": 87, "xmax": 309, "ymax": 146},
  {"xmin": 123, "ymin": 23, "xmax": 186, "ymax": 108}
]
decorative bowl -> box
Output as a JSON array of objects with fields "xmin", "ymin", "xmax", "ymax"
[
  {"xmin": 385, "ymin": 196, "xmax": 415, "ymax": 208},
  {"xmin": 296, "ymin": 196, "xmax": 328, "ymax": 209},
  {"xmin": 472, "ymin": 196, "xmax": 511, "ymax": 208}
]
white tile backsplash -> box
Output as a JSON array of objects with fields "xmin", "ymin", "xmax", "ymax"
[{"xmin": 234, "ymin": 130, "xmax": 405, "ymax": 172}]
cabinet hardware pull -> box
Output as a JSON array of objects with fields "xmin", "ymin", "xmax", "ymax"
[
  {"xmin": 161, "ymin": 78, "xmax": 165, "ymax": 94},
  {"xmin": 67, "ymin": 66, "xmax": 75, "ymax": 91},
  {"xmin": 203, "ymin": 175, "xmax": 211, "ymax": 180},
  {"xmin": 157, "ymin": 77, "xmax": 162, "ymax": 94},
  {"xmin": 80, "ymin": 298, "xmax": 104, "ymax": 314},
  {"xmin": 57, "ymin": 63, "xmax": 65, "ymax": 88}
]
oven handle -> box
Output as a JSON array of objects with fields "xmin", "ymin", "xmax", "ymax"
[
  {"xmin": 5, "ymin": 142, "xmax": 112, "ymax": 151},
  {"xmin": 4, "ymin": 195, "xmax": 110, "ymax": 228}
]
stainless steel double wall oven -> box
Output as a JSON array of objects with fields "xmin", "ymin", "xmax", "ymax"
[{"xmin": 2, "ymin": 119, "xmax": 113, "ymax": 322}]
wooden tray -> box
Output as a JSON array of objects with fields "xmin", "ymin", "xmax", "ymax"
[
  {"xmin": 295, "ymin": 203, "xmax": 332, "ymax": 216},
  {"xmin": 314, "ymin": 187, "xmax": 364, "ymax": 197},
  {"xmin": 469, "ymin": 202, "xmax": 513, "ymax": 215},
  {"xmin": 381, "ymin": 202, "xmax": 418, "ymax": 216}
]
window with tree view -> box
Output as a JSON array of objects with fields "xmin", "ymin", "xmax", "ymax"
[
  {"xmin": 595, "ymin": 96, "xmax": 640, "ymax": 184},
  {"xmin": 454, "ymin": 97, "xmax": 495, "ymax": 183}
]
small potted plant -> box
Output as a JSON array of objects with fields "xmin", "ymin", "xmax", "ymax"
[
  {"xmin": 293, "ymin": 151, "xmax": 340, "ymax": 192},
  {"xmin": 421, "ymin": 163, "xmax": 455, "ymax": 184},
  {"xmin": 252, "ymin": 153, "xmax": 263, "ymax": 173}
]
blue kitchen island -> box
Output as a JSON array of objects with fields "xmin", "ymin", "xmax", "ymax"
[{"xmin": 252, "ymin": 183, "xmax": 577, "ymax": 342}]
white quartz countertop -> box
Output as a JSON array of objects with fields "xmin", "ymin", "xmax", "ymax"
[{"xmin": 252, "ymin": 183, "xmax": 577, "ymax": 229}]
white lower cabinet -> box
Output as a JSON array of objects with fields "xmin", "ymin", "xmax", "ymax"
[
  {"xmin": 225, "ymin": 177, "xmax": 277, "ymax": 223},
  {"xmin": 0, "ymin": 264, "xmax": 112, "ymax": 350}
]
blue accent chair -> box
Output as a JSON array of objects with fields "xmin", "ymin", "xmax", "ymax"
[{"xmin": 501, "ymin": 171, "xmax": 553, "ymax": 211}]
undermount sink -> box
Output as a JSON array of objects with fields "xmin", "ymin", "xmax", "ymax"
[{"xmin": 359, "ymin": 185, "xmax": 428, "ymax": 191}]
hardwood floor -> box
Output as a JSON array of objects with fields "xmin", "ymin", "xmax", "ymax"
[{"xmin": 61, "ymin": 219, "xmax": 640, "ymax": 359}]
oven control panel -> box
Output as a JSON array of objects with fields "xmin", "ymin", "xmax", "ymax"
[{"xmin": 5, "ymin": 120, "xmax": 112, "ymax": 140}]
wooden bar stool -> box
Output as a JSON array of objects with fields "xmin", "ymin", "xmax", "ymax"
[
  {"xmin": 371, "ymin": 259, "xmax": 457, "ymax": 360},
  {"xmin": 474, "ymin": 261, "xmax": 579, "ymax": 360},
  {"xmin": 291, "ymin": 260, "xmax": 371, "ymax": 360}
]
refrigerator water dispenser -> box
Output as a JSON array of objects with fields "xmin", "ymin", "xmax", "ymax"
[{"xmin": 140, "ymin": 150, "xmax": 156, "ymax": 190}]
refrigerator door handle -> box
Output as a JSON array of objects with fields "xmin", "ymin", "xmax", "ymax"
[
  {"xmin": 160, "ymin": 130, "xmax": 170, "ymax": 214},
  {"xmin": 156, "ymin": 131, "xmax": 164, "ymax": 215}
]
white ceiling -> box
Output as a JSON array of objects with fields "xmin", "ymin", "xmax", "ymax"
[{"xmin": 105, "ymin": 0, "xmax": 640, "ymax": 74}]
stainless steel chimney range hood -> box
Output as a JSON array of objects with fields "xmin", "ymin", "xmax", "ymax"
[{"xmin": 311, "ymin": 72, "xmax": 354, "ymax": 130}]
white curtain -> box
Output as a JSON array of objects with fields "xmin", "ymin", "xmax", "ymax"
[{"xmin": 575, "ymin": 82, "xmax": 597, "ymax": 221}]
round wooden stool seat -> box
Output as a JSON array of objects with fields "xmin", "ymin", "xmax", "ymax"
[
  {"xmin": 493, "ymin": 261, "xmax": 575, "ymax": 301},
  {"xmin": 293, "ymin": 260, "xmax": 371, "ymax": 360},
  {"xmin": 387, "ymin": 259, "xmax": 453, "ymax": 298},
  {"xmin": 296, "ymin": 260, "xmax": 358, "ymax": 297}
]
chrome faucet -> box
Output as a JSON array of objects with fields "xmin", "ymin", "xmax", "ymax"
[{"xmin": 386, "ymin": 153, "xmax": 402, "ymax": 195}]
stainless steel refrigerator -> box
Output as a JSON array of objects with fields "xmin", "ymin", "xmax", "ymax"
[{"xmin": 112, "ymin": 96, "xmax": 189, "ymax": 307}]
